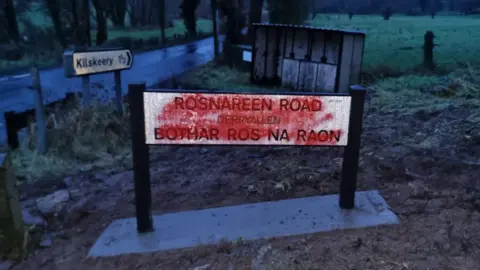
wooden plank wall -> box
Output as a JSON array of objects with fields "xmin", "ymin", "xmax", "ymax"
[
  {"xmin": 265, "ymin": 27, "xmax": 278, "ymax": 80},
  {"xmin": 268, "ymin": 26, "xmax": 365, "ymax": 93},
  {"xmin": 337, "ymin": 34, "xmax": 355, "ymax": 93},
  {"xmin": 293, "ymin": 29, "xmax": 309, "ymax": 60},
  {"xmin": 281, "ymin": 28, "xmax": 299, "ymax": 89},
  {"xmin": 349, "ymin": 35, "xmax": 365, "ymax": 85},
  {"xmin": 316, "ymin": 64, "xmax": 337, "ymax": 92},
  {"xmin": 281, "ymin": 58, "xmax": 300, "ymax": 89},
  {"xmin": 314, "ymin": 32, "xmax": 341, "ymax": 92},
  {"xmin": 253, "ymin": 26, "xmax": 267, "ymax": 81},
  {"xmin": 281, "ymin": 30, "xmax": 343, "ymax": 92},
  {"xmin": 298, "ymin": 62, "xmax": 318, "ymax": 90},
  {"xmin": 276, "ymin": 28, "xmax": 286, "ymax": 80}
]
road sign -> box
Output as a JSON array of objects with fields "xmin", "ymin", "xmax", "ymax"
[
  {"xmin": 143, "ymin": 92, "xmax": 351, "ymax": 146},
  {"xmin": 128, "ymin": 84, "xmax": 366, "ymax": 233},
  {"xmin": 62, "ymin": 48, "xmax": 132, "ymax": 112},
  {"xmin": 63, "ymin": 48, "xmax": 133, "ymax": 77}
]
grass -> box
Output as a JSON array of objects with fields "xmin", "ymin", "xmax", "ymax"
[
  {"xmin": 9, "ymin": 62, "xmax": 480, "ymax": 183},
  {"xmin": 7, "ymin": 14, "xmax": 480, "ymax": 182},
  {"xmin": 307, "ymin": 14, "xmax": 480, "ymax": 74},
  {"xmin": 10, "ymin": 98, "xmax": 132, "ymax": 182},
  {"xmin": 4, "ymin": 13, "xmax": 480, "ymax": 266},
  {"xmin": 0, "ymin": 2, "xmax": 213, "ymax": 75}
]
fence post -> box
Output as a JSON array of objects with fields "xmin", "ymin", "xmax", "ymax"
[
  {"xmin": 0, "ymin": 153, "xmax": 25, "ymax": 259},
  {"xmin": 423, "ymin": 31, "xmax": 435, "ymax": 70},
  {"xmin": 339, "ymin": 85, "xmax": 366, "ymax": 209},
  {"xmin": 114, "ymin": 70, "xmax": 123, "ymax": 114},
  {"xmin": 4, "ymin": 112, "xmax": 19, "ymax": 150},
  {"xmin": 128, "ymin": 83, "xmax": 153, "ymax": 233},
  {"xmin": 82, "ymin": 75, "xmax": 90, "ymax": 106},
  {"xmin": 31, "ymin": 67, "xmax": 47, "ymax": 154}
]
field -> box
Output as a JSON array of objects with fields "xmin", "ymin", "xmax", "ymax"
[
  {"xmin": 0, "ymin": 2, "xmax": 213, "ymax": 75},
  {"xmin": 307, "ymin": 14, "xmax": 480, "ymax": 74},
  {"xmin": 5, "ymin": 14, "xmax": 480, "ymax": 270}
]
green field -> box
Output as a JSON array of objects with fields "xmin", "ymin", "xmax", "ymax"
[{"xmin": 307, "ymin": 14, "xmax": 480, "ymax": 73}]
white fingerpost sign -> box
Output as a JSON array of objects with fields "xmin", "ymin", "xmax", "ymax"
[{"xmin": 63, "ymin": 48, "xmax": 133, "ymax": 113}]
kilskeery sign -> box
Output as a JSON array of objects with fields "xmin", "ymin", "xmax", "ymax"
[
  {"xmin": 63, "ymin": 49, "xmax": 133, "ymax": 77},
  {"xmin": 143, "ymin": 92, "xmax": 351, "ymax": 146}
]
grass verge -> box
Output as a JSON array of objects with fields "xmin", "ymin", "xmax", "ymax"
[
  {"xmin": 10, "ymin": 62, "xmax": 480, "ymax": 183},
  {"xmin": 10, "ymin": 99, "xmax": 132, "ymax": 183}
]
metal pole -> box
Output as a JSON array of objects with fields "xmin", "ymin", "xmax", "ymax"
[
  {"xmin": 4, "ymin": 112, "xmax": 19, "ymax": 150},
  {"xmin": 339, "ymin": 85, "xmax": 366, "ymax": 209},
  {"xmin": 128, "ymin": 83, "xmax": 154, "ymax": 233},
  {"xmin": 31, "ymin": 67, "xmax": 47, "ymax": 154},
  {"xmin": 82, "ymin": 75, "xmax": 90, "ymax": 106},
  {"xmin": 114, "ymin": 70, "xmax": 123, "ymax": 114}
]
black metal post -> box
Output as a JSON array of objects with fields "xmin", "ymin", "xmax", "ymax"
[
  {"xmin": 339, "ymin": 85, "xmax": 366, "ymax": 209},
  {"xmin": 114, "ymin": 70, "xmax": 123, "ymax": 114},
  {"xmin": 128, "ymin": 83, "xmax": 154, "ymax": 233},
  {"xmin": 81, "ymin": 75, "xmax": 90, "ymax": 106},
  {"xmin": 4, "ymin": 112, "xmax": 19, "ymax": 150}
]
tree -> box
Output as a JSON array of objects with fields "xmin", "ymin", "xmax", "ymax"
[
  {"xmin": 218, "ymin": 0, "xmax": 245, "ymax": 45},
  {"xmin": 248, "ymin": 0, "xmax": 263, "ymax": 43},
  {"xmin": 180, "ymin": 0, "xmax": 201, "ymax": 38},
  {"xmin": 159, "ymin": 0, "xmax": 166, "ymax": 43},
  {"xmin": 419, "ymin": 0, "xmax": 428, "ymax": 12},
  {"xmin": 109, "ymin": 0, "xmax": 126, "ymax": 27},
  {"xmin": 45, "ymin": 0, "xmax": 67, "ymax": 48},
  {"xmin": 211, "ymin": 0, "xmax": 219, "ymax": 56},
  {"xmin": 449, "ymin": 0, "xmax": 455, "ymax": 10},
  {"xmin": 382, "ymin": 6, "xmax": 394, "ymax": 19},
  {"xmin": 83, "ymin": 0, "xmax": 91, "ymax": 46},
  {"xmin": 4, "ymin": 0, "xmax": 20, "ymax": 43},
  {"xmin": 92, "ymin": 0, "xmax": 108, "ymax": 45},
  {"xmin": 267, "ymin": 0, "xmax": 309, "ymax": 25},
  {"xmin": 69, "ymin": 0, "xmax": 81, "ymax": 44}
]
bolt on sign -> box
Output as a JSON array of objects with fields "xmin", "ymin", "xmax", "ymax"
[
  {"xmin": 128, "ymin": 84, "xmax": 366, "ymax": 234},
  {"xmin": 143, "ymin": 92, "xmax": 351, "ymax": 146}
]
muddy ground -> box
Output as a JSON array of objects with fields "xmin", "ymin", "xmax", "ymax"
[{"xmin": 6, "ymin": 89, "xmax": 480, "ymax": 269}]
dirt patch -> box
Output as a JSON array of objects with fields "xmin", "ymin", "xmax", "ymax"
[{"xmin": 7, "ymin": 87, "xmax": 480, "ymax": 269}]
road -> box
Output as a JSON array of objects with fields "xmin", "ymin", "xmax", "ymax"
[{"xmin": 0, "ymin": 36, "xmax": 224, "ymax": 146}]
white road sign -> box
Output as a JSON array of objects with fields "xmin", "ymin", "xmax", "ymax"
[{"xmin": 64, "ymin": 49, "xmax": 133, "ymax": 77}]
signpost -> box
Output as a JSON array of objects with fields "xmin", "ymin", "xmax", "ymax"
[
  {"xmin": 143, "ymin": 92, "xmax": 351, "ymax": 146},
  {"xmin": 128, "ymin": 84, "xmax": 366, "ymax": 233},
  {"xmin": 63, "ymin": 48, "xmax": 133, "ymax": 113},
  {"xmin": 31, "ymin": 67, "xmax": 47, "ymax": 154}
]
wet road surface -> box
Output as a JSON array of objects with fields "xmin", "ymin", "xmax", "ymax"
[{"xmin": 0, "ymin": 36, "xmax": 224, "ymax": 146}]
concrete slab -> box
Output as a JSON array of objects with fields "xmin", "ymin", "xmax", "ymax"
[{"xmin": 88, "ymin": 190, "xmax": 399, "ymax": 257}]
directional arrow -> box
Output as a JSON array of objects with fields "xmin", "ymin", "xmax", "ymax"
[
  {"xmin": 126, "ymin": 50, "xmax": 132, "ymax": 66},
  {"xmin": 65, "ymin": 49, "xmax": 134, "ymax": 77}
]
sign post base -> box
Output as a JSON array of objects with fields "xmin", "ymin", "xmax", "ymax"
[{"xmin": 88, "ymin": 190, "xmax": 399, "ymax": 257}]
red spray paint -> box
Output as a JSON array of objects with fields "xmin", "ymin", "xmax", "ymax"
[{"xmin": 151, "ymin": 93, "xmax": 349, "ymax": 146}]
